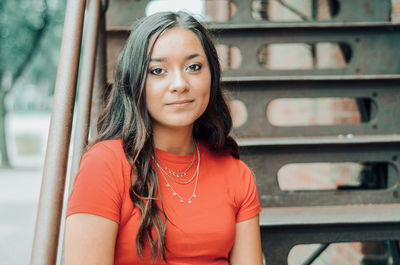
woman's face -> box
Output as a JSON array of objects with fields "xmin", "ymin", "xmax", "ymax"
[{"xmin": 145, "ymin": 27, "xmax": 211, "ymax": 132}]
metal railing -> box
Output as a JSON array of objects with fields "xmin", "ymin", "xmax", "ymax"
[{"xmin": 30, "ymin": 0, "xmax": 108, "ymax": 264}]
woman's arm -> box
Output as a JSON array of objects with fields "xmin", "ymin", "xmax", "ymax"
[
  {"xmin": 229, "ymin": 215, "xmax": 263, "ymax": 265},
  {"xmin": 65, "ymin": 213, "xmax": 118, "ymax": 265}
]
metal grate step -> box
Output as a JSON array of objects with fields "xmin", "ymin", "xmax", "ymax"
[
  {"xmin": 105, "ymin": 24, "xmax": 400, "ymax": 82},
  {"xmin": 105, "ymin": 0, "xmax": 394, "ymax": 28}
]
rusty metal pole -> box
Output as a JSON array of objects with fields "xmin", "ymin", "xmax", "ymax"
[
  {"xmin": 69, "ymin": 0, "xmax": 102, "ymax": 186},
  {"xmin": 89, "ymin": 4, "xmax": 108, "ymax": 140},
  {"xmin": 30, "ymin": 0, "xmax": 87, "ymax": 264},
  {"xmin": 56, "ymin": 1, "xmax": 103, "ymax": 264}
]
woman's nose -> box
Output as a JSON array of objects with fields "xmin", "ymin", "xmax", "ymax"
[{"xmin": 169, "ymin": 70, "xmax": 188, "ymax": 93}]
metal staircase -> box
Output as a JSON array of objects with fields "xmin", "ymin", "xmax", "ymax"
[{"xmin": 30, "ymin": 0, "xmax": 400, "ymax": 264}]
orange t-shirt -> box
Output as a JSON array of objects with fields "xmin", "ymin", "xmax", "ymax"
[{"xmin": 67, "ymin": 139, "xmax": 261, "ymax": 265}]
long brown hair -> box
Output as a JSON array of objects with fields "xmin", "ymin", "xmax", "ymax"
[{"xmin": 93, "ymin": 11, "xmax": 238, "ymax": 261}]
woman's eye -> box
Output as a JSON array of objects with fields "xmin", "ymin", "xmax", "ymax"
[
  {"xmin": 187, "ymin": 64, "xmax": 202, "ymax": 72},
  {"xmin": 149, "ymin": 68, "xmax": 165, "ymax": 76}
]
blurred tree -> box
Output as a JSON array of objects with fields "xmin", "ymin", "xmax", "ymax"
[
  {"xmin": 0, "ymin": 0, "xmax": 52, "ymax": 167},
  {"xmin": 10, "ymin": 0, "xmax": 67, "ymax": 113}
]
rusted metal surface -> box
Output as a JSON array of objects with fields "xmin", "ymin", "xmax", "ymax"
[
  {"xmin": 212, "ymin": 25, "xmax": 400, "ymax": 77},
  {"xmin": 222, "ymin": 74, "xmax": 400, "ymax": 82},
  {"xmin": 261, "ymin": 219, "xmax": 400, "ymax": 264},
  {"xmin": 30, "ymin": 0, "xmax": 87, "ymax": 264},
  {"xmin": 61, "ymin": 3, "xmax": 106, "ymax": 265},
  {"xmin": 239, "ymin": 139, "xmax": 400, "ymax": 207},
  {"xmin": 106, "ymin": 0, "xmax": 147, "ymax": 27},
  {"xmin": 260, "ymin": 204, "xmax": 400, "ymax": 264},
  {"xmin": 237, "ymin": 135, "xmax": 400, "ymax": 146},
  {"xmin": 90, "ymin": 9, "xmax": 108, "ymax": 139},
  {"xmin": 259, "ymin": 204, "xmax": 400, "ymax": 226},
  {"xmin": 105, "ymin": 30, "xmax": 129, "ymax": 82},
  {"xmin": 105, "ymin": 25, "xmax": 400, "ymax": 81},
  {"xmin": 101, "ymin": 0, "xmax": 109, "ymax": 13},
  {"xmin": 105, "ymin": 0, "xmax": 392, "ymax": 28},
  {"xmin": 390, "ymin": 241, "xmax": 400, "ymax": 264},
  {"xmin": 225, "ymin": 78, "xmax": 400, "ymax": 137},
  {"xmin": 246, "ymin": 0, "xmax": 395, "ymax": 25},
  {"xmin": 69, "ymin": 0, "xmax": 101, "ymax": 184}
]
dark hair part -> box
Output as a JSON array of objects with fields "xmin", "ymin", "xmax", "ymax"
[{"xmin": 93, "ymin": 11, "xmax": 238, "ymax": 261}]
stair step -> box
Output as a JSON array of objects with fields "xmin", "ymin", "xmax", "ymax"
[
  {"xmin": 222, "ymin": 74, "xmax": 400, "ymax": 82},
  {"xmin": 237, "ymin": 135, "xmax": 400, "ymax": 148},
  {"xmin": 226, "ymin": 77, "xmax": 400, "ymax": 138},
  {"xmin": 260, "ymin": 204, "xmax": 400, "ymax": 264},
  {"xmin": 208, "ymin": 22, "xmax": 400, "ymax": 30},
  {"xmin": 105, "ymin": 0, "xmax": 393, "ymax": 28},
  {"xmin": 106, "ymin": 23, "xmax": 400, "ymax": 32},
  {"xmin": 210, "ymin": 25, "xmax": 400, "ymax": 78},
  {"xmin": 105, "ymin": 25, "xmax": 400, "ymax": 82},
  {"xmin": 239, "ymin": 135, "xmax": 400, "ymax": 207},
  {"xmin": 260, "ymin": 203, "xmax": 400, "ymax": 226},
  {"xmin": 106, "ymin": 75, "xmax": 400, "ymax": 83}
]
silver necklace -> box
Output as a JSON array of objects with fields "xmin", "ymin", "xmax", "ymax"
[
  {"xmin": 156, "ymin": 142, "xmax": 197, "ymax": 178},
  {"xmin": 155, "ymin": 146, "xmax": 200, "ymax": 204},
  {"xmin": 157, "ymin": 163, "xmax": 198, "ymax": 185},
  {"xmin": 155, "ymin": 143, "xmax": 199, "ymax": 185}
]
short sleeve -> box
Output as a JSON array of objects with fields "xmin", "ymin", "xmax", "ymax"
[
  {"xmin": 66, "ymin": 142, "xmax": 124, "ymax": 223},
  {"xmin": 235, "ymin": 160, "xmax": 262, "ymax": 223}
]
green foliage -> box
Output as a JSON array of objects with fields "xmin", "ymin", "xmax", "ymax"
[
  {"xmin": 4, "ymin": 0, "xmax": 66, "ymax": 112},
  {"xmin": 26, "ymin": 0, "xmax": 66, "ymax": 85},
  {"xmin": 0, "ymin": 0, "xmax": 48, "ymax": 79}
]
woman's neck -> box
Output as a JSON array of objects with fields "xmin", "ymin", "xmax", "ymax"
[{"xmin": 153, "ymin": 125, "xmax": 196, "ymax": 155}]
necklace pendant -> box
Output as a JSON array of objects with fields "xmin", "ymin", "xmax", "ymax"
[{"xmin": 156, "ymin": 142, "xmax": 200, "ymax": 206}]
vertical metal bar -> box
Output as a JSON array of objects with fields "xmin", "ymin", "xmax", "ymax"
[
  {"xmin": 390, "ymin": 240, "xmax": 400, "ymax": 265},
  {"xmin": 30, "ymin": 0, "xmax": 87, "ymax": 264},
  {"xmin": 56, "ymin": 2, "xmax": 103, "ymax": 265},
  {"xmin": 69, "ymin": 0, "xmax": 101, "ymax": 187},
  {"xmin": 89, "ymin": 4, "xmax": 108, "ymax": 140},
  {"xmin": 311, "ymin": 0, "xmax": 318, "ymax": 20}
]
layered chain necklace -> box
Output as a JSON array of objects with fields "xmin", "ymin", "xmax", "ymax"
[
  {"xmin": 157, "ymin": 146, "xmax": 196, "ymax": 178},
  {"xmin": 154, "ymin": 143, "xmax": 200, "ymax": 204}
]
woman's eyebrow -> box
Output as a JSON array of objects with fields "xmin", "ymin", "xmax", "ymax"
[
  {"xmin": 150, "ymin": 53, "xmax": 202, "ymax": 62},
  {"xmin": 186, "ymin": 53, "xmax": 201, "ymax": 60},
  {"xmin": 150, "ymin": 57, "xmax": 167, "ymax": 62}
]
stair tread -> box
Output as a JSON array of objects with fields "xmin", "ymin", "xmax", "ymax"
[
  {"xmin": 221, "ymin": 75, "xmax": 400, "ymax": 82},
  {"xmin": 106, "ymin": 22, "xmax": 400, "ymax": 32},
  {"xmin": 260, "ymin": 203, "xmax": 400, "ymax": 226},
  {"xmin": 237, "ymin": 135, "xmax": 400, "ymax": 147},
  {"xmin": 210, "ymin": 22, "xmax": 400, "ymax": 30},
  {"xmin": 106, "ymin": 75, "xmax": 400, "ymax": 85}
]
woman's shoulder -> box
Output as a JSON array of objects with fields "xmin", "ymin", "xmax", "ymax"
[
  {"xmin": 83, "ymin": 139, "xmax": 126, "ymax": 165},
  {"xmin": 200, "ymin": 141, "xmax": 248, "ymax": 170},
  {"xmin": 77, "ymin": 139, "xmax": 130, "ymax": 187},
  {"xmin": 87, "ymin": 138, "xmax": 123, "ymax": 154}
]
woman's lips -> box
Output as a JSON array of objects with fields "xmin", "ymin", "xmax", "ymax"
[{"xmin": 166, "ymin": 100, "xmax": 194, "ymax": 107}]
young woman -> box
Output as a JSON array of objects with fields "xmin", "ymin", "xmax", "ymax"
[{"xmin": 65, "ymin": 11, "xmax": 263, "ymax": 265}]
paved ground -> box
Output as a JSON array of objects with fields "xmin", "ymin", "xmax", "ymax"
[{"xmin": 0, "ymin": 168, "xmax": 42, "ymax": 265}]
